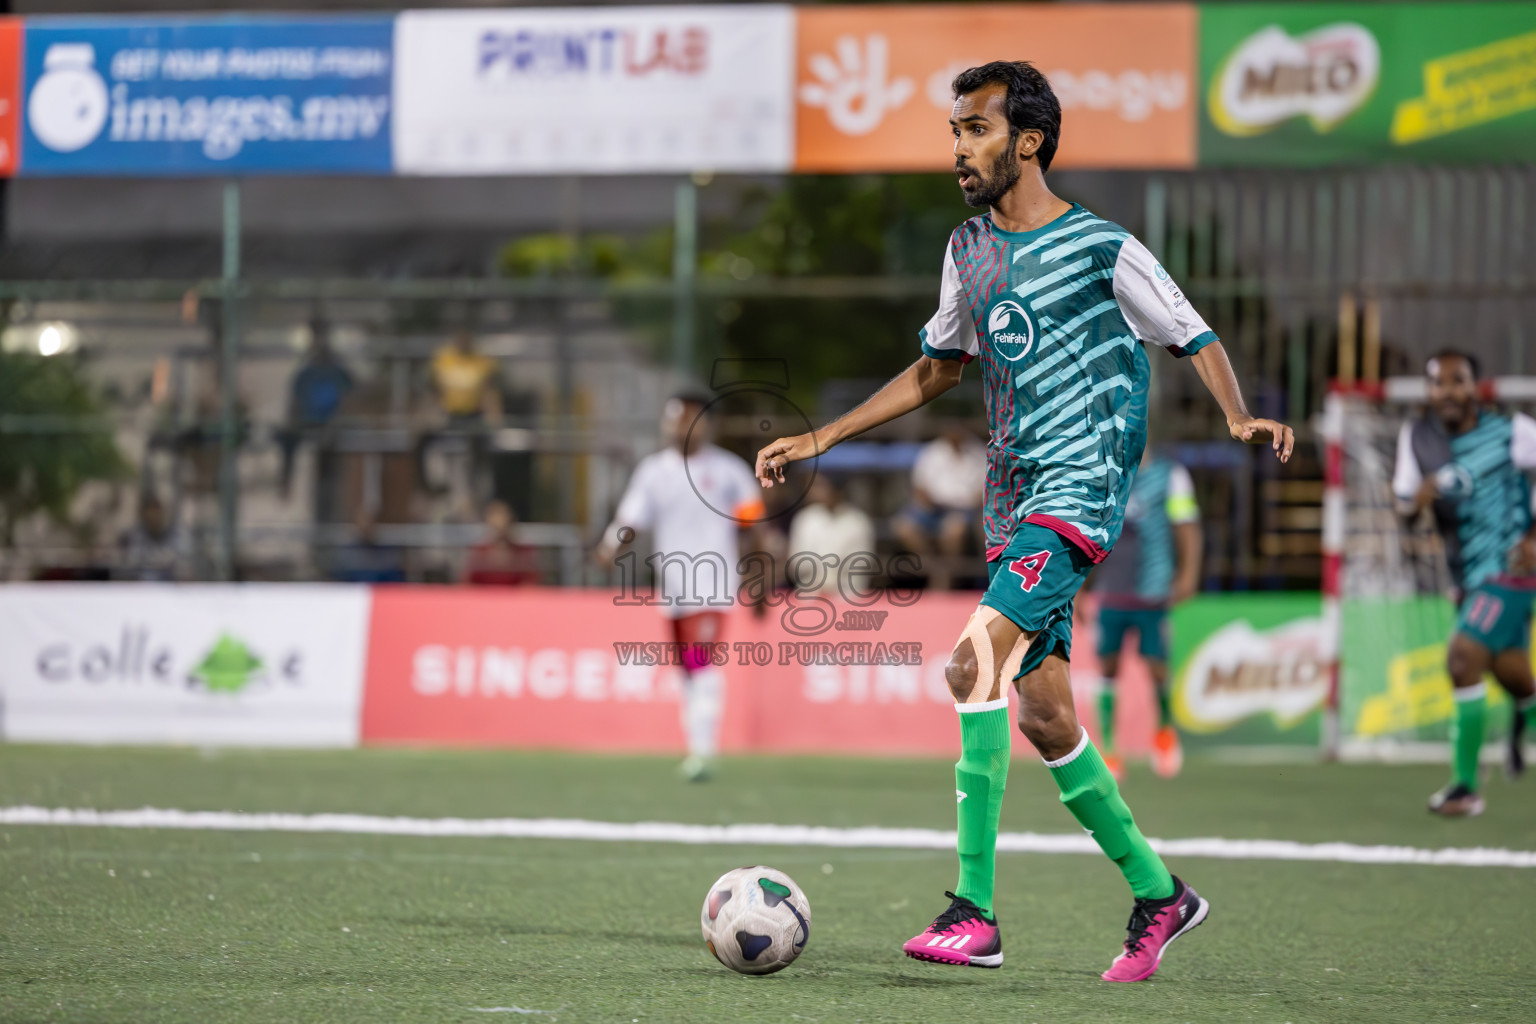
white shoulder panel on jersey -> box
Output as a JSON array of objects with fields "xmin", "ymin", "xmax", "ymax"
[
  {"xmin": 1512, "ymin": 412, "xmax": 1536, "ymax": 470},
  {"xmin": 1111, "ymin": 236, "xmax": 1213, "ymax": 353},
  {"xmin": 1391, "ymin": 421, "xmax": 1422, "ymax": 501},
  {"xmin": 919, "ymin": 242, "xmax": 979, "ymax": 362}
]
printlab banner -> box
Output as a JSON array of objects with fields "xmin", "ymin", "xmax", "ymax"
[
  {"xmin": 1200, "ymin": 2, "xmax": 1536, "ymax": 166},
  {"xmin": 0, "ymin": 585, "xmax": 372, "ymax": 746},
  {"xmin": 391, "ymin": 5, "xmax": 796, "ymax": 175},
  {"xmin": 20, "ymin": 15, "xmax": 394, "ymax": 175}
]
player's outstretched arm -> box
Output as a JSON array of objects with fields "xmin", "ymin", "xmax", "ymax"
[
  {"xmin": 755, "ymin": 355, "xmax": 962, "ymax": 486},
  {"xmin": 1190, "ymin": 342, "xmax": 1295, "ymax": 463}
]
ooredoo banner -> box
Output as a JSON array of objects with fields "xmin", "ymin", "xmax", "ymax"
[
  {"xmin": 20, "ymin": 15, "xmax": 394, "ymax": 175},
  {"xmin": 794, "ymin": 3, "xmax": 1197, "ymax": 172},
  {"xmin": 0, "ymin": 19, "xmax": 20, "ymax": 175},
  {"xmin": 0, "ymin": 585, "xmax": 372, "ymax": 746},
  {"xmin": 1199, "ymin": 2, "xmax": 1536, "ymax": 166},
  {"xmin": 360, "ymin": 586, "xmax": 1163, "ymax": 757},
  {"xmin": 391, "ymin": 6, "xmax": 795, "ymax": 175}
]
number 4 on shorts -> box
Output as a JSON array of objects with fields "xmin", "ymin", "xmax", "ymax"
[{"xmin": 1008, "ymin": 550, "xmax": 1052, "ymax": 592}]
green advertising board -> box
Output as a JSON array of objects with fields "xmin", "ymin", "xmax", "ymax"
[
  {"xmin": 1169, "ymin": 592, "xmax": 1326, "ymax": 748},
  {"xmin": 1200, "ymin": 2, "xmax": 1536, "ymax": 165},
  {"xmin": 1341, "ymin": 595, "xmax": 1519, "ymax": 743}
]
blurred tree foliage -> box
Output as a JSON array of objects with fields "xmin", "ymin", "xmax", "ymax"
[
  {"xmin": 0, "ymin": 350, "xmax": 129, "ymax": 546},
  {"xmin": 497, "ymin": 174, "xmax": 972, "ymax": 411}
]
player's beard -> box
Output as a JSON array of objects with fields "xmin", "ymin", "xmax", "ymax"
[{"xmin": 958, "ymin": 139, "xmax": 1022, "ymax": 209}]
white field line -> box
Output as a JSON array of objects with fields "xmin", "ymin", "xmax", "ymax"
[{"xmin": 1, "ymin": 806, "xmax": 1532, "ymax": 868}]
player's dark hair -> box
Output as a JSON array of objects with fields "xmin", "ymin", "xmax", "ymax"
[
  {"xmin": 951, "ymin": 61, "xmax": 1061, "ymax": 172},
  {"xmin": 1426, "ymin": 349, "xmax": 1481, "ymax": 380}
]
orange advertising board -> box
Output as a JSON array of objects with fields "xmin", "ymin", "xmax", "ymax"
[{"xmin": 794, "ymin": 3, "xmax": 1196, "ymax": 172}]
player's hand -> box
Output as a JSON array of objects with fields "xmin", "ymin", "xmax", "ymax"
[
  {"xmin": 755, "ymin": 433, "xmax": 820, "ymax": 487},
  {"xmin": 1509, "ymin": 536, "xmax": 1536, "ymax": 575},
  {"xmin": 1228, "ymin": 417, "xmax": 1295, "ymax": 463}
]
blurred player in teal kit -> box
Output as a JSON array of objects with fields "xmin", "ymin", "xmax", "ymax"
[
  {"xmin": 1092, "ymin": 451, "xmax": 1202, "ymax": 779},
  {"xmin": 1393, "ymin": 351, "xmax": 1536, "ymax": 816},
  {"xmin": 755, "ymin": 61, "xmax": 1292, "ymax": 982}
]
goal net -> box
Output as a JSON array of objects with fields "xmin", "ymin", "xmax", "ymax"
[{"xmin": 1328, "ymin": 377, "xmax": 1536, "ymax": 757}]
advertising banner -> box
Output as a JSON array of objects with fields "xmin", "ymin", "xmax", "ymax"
[
  {"xmin": 392, "ymin": 6, "xmax": 795, "ymax": 175},
  {"xmin": 1199, "ymin": 2, "xmax": 1536, "ymax": 166},
  {"xmin": 794, "ymin": 3, "xmax": 1196, "ymax": 172},
  {"xmin": 0, "ymin": 585, "xmax": 372, "ymax": 746},
  {"xmin": 361, "ymin": 587, "xmax": 1161, "ymax": 757},
  {"xmin": 0, "ymin": 19, "xmax": 20, "ymax": 176},
  {"xmin": 1340, "ymin": 595, "xmax": 1521, "ymax": 744},
  {"xmin": 20, "ymin": 16, "xmax": 394, "ymax": 175},
  {"xmin": 1169, "ymin": 593, "xmax": 1328, "ymax": 747}
]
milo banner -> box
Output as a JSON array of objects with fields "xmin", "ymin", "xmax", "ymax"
[
  {"xmin": 1341, "ymin": 596, "xmax": 1522, "ymax": 744},
  {"xmin": 1169, "ymin": 592, "xmax": 1328, "ymax": 748},
  {"xmin": 1200, "ymin": 2, "xmax": 1536, "ymax": 165}
]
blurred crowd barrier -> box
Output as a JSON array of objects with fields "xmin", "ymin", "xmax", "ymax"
[{"xmin": 0, "ymin": 583, "xmax": 1363, "ymax": 757}]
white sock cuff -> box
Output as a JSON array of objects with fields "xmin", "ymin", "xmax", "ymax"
[
  {"xmin": 1454, "ymin": 682, "xmax": 1488, "ymax": 702},
  {"xmin": 1041, "ymin": 727, "xmax": 1091, "ymax": 768},
  {"xmin": 955, "ymin": 696, "xmax": 1009, "ymax": 714}
]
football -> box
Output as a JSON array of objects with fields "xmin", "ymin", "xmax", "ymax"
[{"xmin": 699, "ymin": 866, "xmax": 812, "ymax": 975}]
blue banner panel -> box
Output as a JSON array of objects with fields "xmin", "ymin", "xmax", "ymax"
[{"xmin": 21, "ymin": 16, "xmax": 393, "ymax": 176}]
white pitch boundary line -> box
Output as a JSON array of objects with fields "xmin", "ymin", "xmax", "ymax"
[{"xmin": 1, "ymin": 806, "xmax": 1532, "ymax": 869}]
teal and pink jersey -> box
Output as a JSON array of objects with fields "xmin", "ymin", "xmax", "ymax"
[{"xmin": 919, "ymin": 203, "xmax": 1216, "ymax": 564}]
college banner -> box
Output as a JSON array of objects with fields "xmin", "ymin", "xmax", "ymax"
[
  {"xmin": 360, "ymin": 587, "xmax": 1164, "ymax": 757},
  {"xmin": 1200, "ymin": 2, "xmax": 1536, "ymax": 166},
  {"xmin": 794, "ymin": 3, "xmax": 1197, "ymax": 172},
  {"xmin": 392, "ymin": 6, "xmax": 795, "ymax": 175},
  {"xmin": 1169, "ymin": 593, "xmax": 1329, "ymax": 747},
  {"xmin": 20, "ymin": 15, "xmax": 394, "ymax": 175},
  {"xmin": 0, "ymin": 585, "xmax": 372, "ymax": 746}
]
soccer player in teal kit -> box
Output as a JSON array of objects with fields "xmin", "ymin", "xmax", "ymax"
[
  {"xmin": 755, "ymin": 62, "xmax": 1293, "ymax": 981},
  {"xmin": 1393, "ymin": 351, "xmax": 1536, "ymax": 816}
]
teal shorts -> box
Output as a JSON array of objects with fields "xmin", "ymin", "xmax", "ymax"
[
  {"xmin": 979, "ymin": 523, "xmax": 1095, "ymax": 681},
  {"xmin": 1456, "ymin": 581, "xmax": 1536, "ymax": 654},
  {"xmin": 1095, "ymin": 605, "xmax": 1170, "ymax": 662}
]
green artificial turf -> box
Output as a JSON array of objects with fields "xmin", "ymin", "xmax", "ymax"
[{"xmin": 2, "ymin": 746, "xmax": 1533, "ymax": 1023}]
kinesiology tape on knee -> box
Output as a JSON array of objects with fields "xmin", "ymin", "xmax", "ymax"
[{"xmin": 955, "ymin": 608, "xmax": 1035, "ymax": 703}]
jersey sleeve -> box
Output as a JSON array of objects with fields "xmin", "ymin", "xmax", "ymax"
[
  {"xmin": 919, "ymin": 237, "xmax": 978, "ymax": 363},
  {"xmin": 1391, "ymin": 422, "xmax": 1423, "ymax": 501},
  {"xmin": 727, "ymin": 456, "xmax": 767, "ymax": 524},
  {"xmin": 1511, "ymin": 413, "xmax": 1536, "ymax": 470},
  {"xmin": 1111, "ymin": 236, "xmax": 1216, "ymax": 357},
  {"xmin": 613, "ymin": 457, "xmax": 657, "ymax": 531},
  {"xmin": 1165, "ymin": 463, "xmax": 1199, "ymax": 525}
]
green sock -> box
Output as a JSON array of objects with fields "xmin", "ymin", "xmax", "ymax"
[
  {"xmin": 1097, "ymin": 681, "xmax": 1116, "ymax": 752},
  {"xmin": 1520, "ymin": 695, "xmax": 1536, "ymax": 732},
  {"xmin": 1154, "ymin": 681, "xmax": 1173, "ymax": 729},
  {"xmin": 1048, "ymin": 730, "xmax": 1174, "ymax": 900},
  {"xmin": 1451, "ymin": 685, "xmax": 1486, "ymax": 790},
  {"xmin": 954, "ymin": 702, "xmax": 1011, "ymax": 917}
]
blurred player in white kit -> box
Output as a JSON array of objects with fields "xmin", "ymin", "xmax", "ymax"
[{"xmin": 598, "ymin": 392, "xmax": 766, "ymax": 781}]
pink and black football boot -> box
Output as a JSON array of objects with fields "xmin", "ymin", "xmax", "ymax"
[
  {"xmin": 1101, "ymin": 875, "xmax": 1209, "ymax": 983},
  {"xmin": 902, "ymin": 891, "xmax": 1003, "ymax": 968}
]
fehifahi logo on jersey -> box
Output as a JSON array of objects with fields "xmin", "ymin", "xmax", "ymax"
[
  {"xmin": 1434, "ymin": 462, "xmax": 1475, "ymax": 499},
  {"xmin": 986, "ymin": 299, "xmax": 1035, "ymax": 362}
]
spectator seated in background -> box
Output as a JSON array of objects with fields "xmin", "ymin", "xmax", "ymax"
[
  {"xmin": 788, "ymin": 475, "xmax": 875, "ymax": 595},
  {"xmin": 430, "ymin": 330, "xmax": 502, "ymax": 427},
  {"xmin": 280, "ymin": 319, "xmax": 354, "ymax": 497},
  {"xmin": 328, "ymin": 509, "xmax": 407, "ymax": 584},
  {"xmin": 463, "ymin": 499, "xmax": 541, "ymax": 586},
  {"xmin": 893, "ymin": 425, "xmax": 988, "ymax": 589},
  {"xmin": 117, "ymin": 493, "xmax": 192, "ymax": 582}
]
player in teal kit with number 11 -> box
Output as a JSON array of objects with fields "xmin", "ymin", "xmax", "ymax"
[{"xmin": 755, "ymin": 62, "xmax": 1292, "ymax": 982}]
